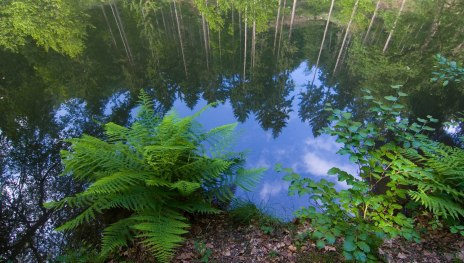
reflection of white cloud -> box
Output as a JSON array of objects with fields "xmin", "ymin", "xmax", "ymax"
[
  {"xmin": 303, "ymin": 152, "xmax": 357, "ymax": 177},
  {"xmin": 303, "ymin": 152, "xmax": 334, "ymax": 176},
  {"xmin": 302, "ymin": 135, "xmax": 358, "ymax": 178},
  {"xmin": 259, "ymin": 181, "xmax": 290, "ymax": 200},
  {"xmin": 254, "ymin": 157, "xmax": 271, "ymax": 169},
  {"xmin": 305, "ymin": 136, "xmax": 342, "ymax": 152}
]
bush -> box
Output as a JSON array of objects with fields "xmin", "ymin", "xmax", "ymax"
[{"xmin": 284, "ymin": 86, "xmax": 464, "ymax": 262}]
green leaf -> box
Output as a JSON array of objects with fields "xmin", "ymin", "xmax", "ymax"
[
  {"xmin": 384, "ymin": 96, "xmax": 397, "ymax": 101},
  {"xmin": 316, "ymin": 240, "xmax": 326, "ymax": 249},
  {"xmin": 326, "ymin": 233, "xmax": 336, "ymax": 244},
  {"xmin": 343, "ymin": 238, "xmax": 356, "ymax": 252},
  {"xmin": 354, "ymin": 251, "xmax": 367, "ymax": 262},
  {"xmin": 356, "ymin": 241, "xmax": 370, "ymax": 253}
]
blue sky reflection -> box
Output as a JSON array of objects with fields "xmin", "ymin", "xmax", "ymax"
[{"xmin": 173, "ymin": 61, "xmax": 357, "ymax": 220}]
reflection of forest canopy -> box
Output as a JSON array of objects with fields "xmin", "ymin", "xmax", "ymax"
[{"xmin": 1, "ymin": 0, "xmax": 464, "ymax": 261}]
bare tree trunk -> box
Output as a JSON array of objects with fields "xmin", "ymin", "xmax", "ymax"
[
  {"xmin": 252, "ymin": 20, "xmax": 256, "ymax": 68},
  {"xmin": 101, "ymin": 5, "xmax": 118, "ymax": 48},
  {"xmin": 421, "ymin": 0, "xmax": 444, "ymax": 51},
  {"xmin": 173, "ymin": 0, "xmax": 187, "ymax": 77},
  {"xmin": 243, "ymin": 8, "xmax": 248, "ymax": 80},
  {"xmin": 453, "ymin": 41, "xmax": 464, "ymax": 55},
  {"xmin": 113, "ymin": 2, "xmax": 133, "ymax": 60},
  {"xmin": 109, "ymin": 1, "xmax": 133, "ymax": 64},
  {"xmin": 161, "ymin": 8, "xmax": 168, "ymax": 33},
  {"xmin": 363, "ymin": 0, "xmax": 380, "ymax": 45},
  {"xmin": 312, "ymin": 0, "xmax": 334, "ymax": 86},
  {"xmin": 273, "ymin": 0, "xmax": 282, "ymax": 53},
  {"xmin": 288, "ymin": 0, "xmax": 297, "ymax": 39},
  {"xmin": 277, "ymin": 0, "xmax": 287, "ymax": 59},
  {"xmin": 383, "ymin": 0, "xmax": 406, "ymax": 53},
  {"xmin": 202, "ymin": 15, "xmax": 210, "ymax": 70},
  {"xmin": 333, "ymin": 0, "xmax": 359, "ymax": 74}
]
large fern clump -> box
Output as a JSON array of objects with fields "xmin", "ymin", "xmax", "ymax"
[{"xmin": 45, "ymin": 91, "xmax": 264, "ymax": 262}]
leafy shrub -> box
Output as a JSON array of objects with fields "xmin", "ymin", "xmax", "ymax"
[
  {"xmin": 431, "ymin": 54, "xmax": 464, "ymax": 87},
  {"xmin": 284, "ymin": 86, "xmax": 464, "ymax": 262},
  {"xmin": 45, "ymin": 91, "xmax": 264, "ymax": 262}
]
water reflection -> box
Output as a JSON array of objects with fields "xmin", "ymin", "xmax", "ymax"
[
  {"xmin": 2, "ymin": 0, "xmax": 464, "ymax": 260},
  {"xmin": 173, "ymin": 61, "xmax": 356, "ymax": 219}
]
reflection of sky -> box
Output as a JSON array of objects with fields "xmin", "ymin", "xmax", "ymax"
[
  {"xmin": 51, "ymin": 62, "xmax": 357, "ymax": 220},
  {"xmin": 173, "ymin": 61, "xmax": 357, "ymax": 220}
]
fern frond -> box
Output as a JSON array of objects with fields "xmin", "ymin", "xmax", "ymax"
[
  {"xmin": 409, "ymin": 190, "xmax": 464, "ymax": 219},
  {"xmin": 85, "ymin": 171, "xmax": 151, "ymax": 195},
  {"xmin": 101, "ymin": 217, "xmax": 135, "ymax": 257},
  {"xmin": 132, "ymin": 212, "xmax": 189, "ymax": 263},
  {"xmin": 170, "ymin": 180, "xmax": 201, "ymax": 196}
]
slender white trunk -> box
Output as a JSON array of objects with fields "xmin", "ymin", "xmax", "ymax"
[
  {"xmin": 243, "ymin": 8, "xmax": 248, "ymax": 80},
  {"xmin": 277, "ymin": 0, "xmax": 287, "ymax": 59},
  {"xmin": 363, "ymin": 0, "xmax": 380, "ymax": 44},
  {"xmin": 202, "ymin": 15, "xmax": 209, "ymax": 70},
  {"xmin": 173, "ymin": 0, "xmax": 187, "ymax": 77},
  {"xmin": 252, "ymin": 20, "xmax": 256, "ymax": 68},
  {"xmin": 273, "ymin": 0, "xmax": 282, "ymax": 52},
  {"xmin": 288, "ymin": 0, "xmax": 297, "ymax": 39},
  {"xmin": 109, "ymin": 2, "xmax": 133, "ymax": 64},
  {"xmin": 383, "ymin": 0, "xmax": 406, "ymax": 53},
  {"xmin": 312, "ymin": 0, "xmax": 334, "ymax": 86},
  {"xmin": 101, "ymin": 5, "xmax": 118, "ymax": 48},
  {"xmin": 333, "ymin": 0, "xmax": 359, "ymax": 74}
]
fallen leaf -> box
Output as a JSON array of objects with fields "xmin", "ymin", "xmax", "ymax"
[
  {"xmin": 288, "ymin": 245, "xmax": 297, "ymax": 252},
  {"xmin": 324, "ymin": 245, "xmax": 336, "ymax": 252},
  {"xmin": 397, "ymin": 252, "xmax": 408, "ymax": 259}
]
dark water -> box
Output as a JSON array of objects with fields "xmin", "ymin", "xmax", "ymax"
[{"xmin": 1, "ymin": 0, "xmax": 463, "ymax": 260}]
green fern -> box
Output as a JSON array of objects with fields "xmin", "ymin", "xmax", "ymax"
[
  {"xmin": 46, "ymin": 91, "xmax": 263, "ymax": 262},
  {"xmin": 400, "ymin": 142, "xmax": 464, "ymax": 220}
]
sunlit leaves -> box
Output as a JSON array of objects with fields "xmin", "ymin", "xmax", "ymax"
[{"xmin": 0, "ymin": 0, "xmax": 89, "ymax": 57}]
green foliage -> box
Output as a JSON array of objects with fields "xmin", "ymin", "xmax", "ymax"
[
  {"xmin": 0, "ymin": 0, "xmax": 89, "ymax": 57},
  {"xmin": 285, "ymin": 87, "xmax": 464, "ymax": 262},
  {"xmin": 194, "ymin": 240, "xmax": 212, "ymax": 263},
  {"xmin": 54, "ymin": 243, "xmax": 101, "ymax": 263},
  {"xmin": 45, "ymin": 91, "xmax": 264, "ymax": 262},
  {"xmin": 450, "ymin": 225, "xmax": 464, "ymax": 236},
  {"xmin": 431, "ymin": 54, "xmax": 464, "ymax": 87},
  {"xmin": 229, "ymin": 199, "xmax": 282, "ymax": 233}
]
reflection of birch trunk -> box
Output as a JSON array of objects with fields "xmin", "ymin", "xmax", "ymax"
[
  {"xmin": 363, "ymin": 0, "xmax": 380, "ymax": 45},
  {"xmin": 243, "ymin": 8, "xmax": 248, "ymax": 80},
  {"xmin": 161, "ymin": 9, "xmax": 168, "ymax": 33},
  {"xmin": 252, "ymin": 20, "xmax": 256, "ymax": 69},
  {"xmin": 311, "ymin": 0, "xmax": 334, "ymax": 87},
  {"xmin": 333, "ymin": 0, "xmax": 359, "ymax": 74},
  {"xmin": 101, "ymin": 5, "xmax": 118, "ymax": 48},
  {"xmin": 110, "ymin": 1, "xmax": 133, "ymax": 64},
  {"xmin": 202, "ymin": 15, "xmax": 209, "ymax": 70},
  {"xmin": 153, "ymin": 9, "xmax": 162, "ymax": 39},
  {"xmin": 383, "ymin": 0, "xmax": 406, "ymax": 53},
  {"xmin": 273, "ymin": 0, "xmax": 282, "ymax": 53},
  {"xmin": 173, "ymin": 0, "xmax": 187, "ymax": 77},
  {"xmin": 277, "ymin": 0, "xmax": 287, "ymax": 59},
  {"xmin": 239, "ymin": 12, "xmax": 242, "ymax": 65},
  {"xmin": 288, "ymin": 0, "xmax": 297, "ymax": 39},
  {"xmin": 421, "ymin": 1, "xmax": 444, "ymax": 51}
]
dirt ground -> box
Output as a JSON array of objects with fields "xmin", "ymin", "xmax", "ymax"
[{"xmin": 119, "ymin": 213, "xmax": 464, "ymax": 262}]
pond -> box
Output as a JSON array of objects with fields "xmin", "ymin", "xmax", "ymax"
[{"xmin": 1, "ymin": 0, "xmax": 463, "ymax": 261}]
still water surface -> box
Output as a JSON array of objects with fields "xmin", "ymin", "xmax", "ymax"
[{"xmin": 3, "ymin": 1, "xmax": 464, "ymax": 260}]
